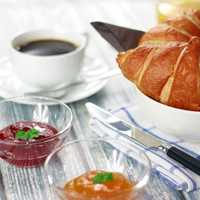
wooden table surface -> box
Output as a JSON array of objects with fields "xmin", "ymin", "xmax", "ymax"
[{"xmin": 0, "ymin": 0, "xmax": 199, "ymax": 199}]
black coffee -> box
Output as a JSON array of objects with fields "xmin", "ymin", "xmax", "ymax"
[{"xmin": 18, "ymin": 39, "xmax": 77, "ymax": 56}]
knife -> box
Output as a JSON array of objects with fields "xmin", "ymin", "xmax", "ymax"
[
  {"xmin": 91, "ymin": 21, "xmax": 145, "ymax": 51},
  {"xmin": 86, "ymin": 102, "xmax": 200, "ymax": 176}
]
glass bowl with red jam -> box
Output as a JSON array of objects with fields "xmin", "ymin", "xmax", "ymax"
[
  {"xmin": 0, "ymin": 96, "xmax": 73, "ymax": 167},
  {"xmin": 45, "ymin": 138, "xmax": 151, "ymax": 200}
]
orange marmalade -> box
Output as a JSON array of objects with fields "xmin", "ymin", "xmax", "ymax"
[{"xmin": 63, "ymin": 170, "xmax": 135, "ymax": 200}]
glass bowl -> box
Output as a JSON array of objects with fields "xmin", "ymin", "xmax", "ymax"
[
  {"xmin": 0, "ymin": 96, "xmax": 73, "ymax": 167},
  {"xmin": 44, "ymin": 138, "xmax": 151, "ymax": 200}
]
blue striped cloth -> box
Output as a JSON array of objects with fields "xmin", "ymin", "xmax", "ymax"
[{"xmin": 89, "ymin": 104, "xmax": 200, "ymax": 192}]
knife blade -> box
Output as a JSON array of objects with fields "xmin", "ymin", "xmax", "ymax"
[
  {"xmin": 86, "ymin": 102, "xmax": 200, "ymax": 176},
  {"xmin": 91, "ymin": 21, "xmax": 145, "ymax": 51}
]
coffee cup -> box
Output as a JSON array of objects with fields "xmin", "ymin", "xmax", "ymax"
[{"xmin": 10, "ymin": 30, "xmax": 87, "ymax": 90}]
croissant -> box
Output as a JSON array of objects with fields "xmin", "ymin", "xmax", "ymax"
[{"xmin": 117, "ymin": 10, "xmax": 200, "ymax": 111}]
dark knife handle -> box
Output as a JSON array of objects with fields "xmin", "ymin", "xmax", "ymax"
[{"xmin": 167, "ymin": 146, "xmax": 200, "ymax": 175}]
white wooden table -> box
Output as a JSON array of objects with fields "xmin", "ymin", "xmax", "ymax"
[{"xmin": 0, "ymin": 0, "xmax": 198, "ymax": 199}]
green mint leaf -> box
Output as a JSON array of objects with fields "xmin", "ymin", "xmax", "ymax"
[
  {"xmin": 16, "ymin": 130, "xmax": 29, "ymax": 140},
  {"xmin": 15, "ymin": 128, "xmax": 39, "ymax": 140},
  {"xmin": 92, "ymin": 172, "xmax": 113, "ymax": 184},
  {"xmin": 27, "ymin": 128, "xmax": 39, "ymax": 140}
]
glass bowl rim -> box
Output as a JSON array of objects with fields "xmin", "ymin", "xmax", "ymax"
[
  {"xmin": 44, "ymin": 137, "xmax": 151, "ymax": 191},
  {"xmin": 0, "ymin": 95, "xmax": 73, "ymax": 145}
]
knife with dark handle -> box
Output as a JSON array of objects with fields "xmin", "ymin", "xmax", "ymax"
[
  {"xmin": 91, "ymin": 21, "xmax": 145, "ymax": 51},
  {"xmin": 86, "ymin": 102, "xmax": 200, "ymax": 176},
  {"xmin": 166, "ymin": 147, "xmax": 200, "ymax": 175}
]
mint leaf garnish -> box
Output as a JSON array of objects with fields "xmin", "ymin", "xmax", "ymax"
[
  {"xmin": 16, "ymin": 128, "xmax": 39, "ymax": 140},
  {"xmin": 27, "ymin": 128, "xmax": 39, "ymax": 139},
  {"xmin": 16, "ymin": 130, "xmax": 28, "ymax": 140},
  {"xmin": 92, "ymin": 172, "xmax": 113, "ymax": 184}
]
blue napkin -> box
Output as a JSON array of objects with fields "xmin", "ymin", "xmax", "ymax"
[{"xmin": 89, "ymin": 104, "xmax": 200, "ymax": 192}]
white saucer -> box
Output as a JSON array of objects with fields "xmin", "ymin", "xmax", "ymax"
[{"xmin": 0, "ymin": 56, "xmax": 108, "ymax": 104}]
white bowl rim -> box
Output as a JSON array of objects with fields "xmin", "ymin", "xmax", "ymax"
[{"xmin": 135, "ymin": 86, "xmax": 200, "ymax": 115}]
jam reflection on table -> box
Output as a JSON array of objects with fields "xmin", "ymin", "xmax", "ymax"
[
  {"xmin": 63, "ymin": 170, "xmax": 135, "ymax": 200},
  {"xmin": 0, "ymin": 121, "xmax": 58, "ymax": 167}
]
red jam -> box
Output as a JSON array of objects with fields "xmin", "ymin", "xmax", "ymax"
[
  {"xmin": 63, "ymin": 170, "xmax": 135, "ymax": 200},
  {"xmin": 0, "ymin": 121, "xmax": 58, "ymax": 167}
]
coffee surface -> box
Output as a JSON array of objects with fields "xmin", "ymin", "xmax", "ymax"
[{"xmin": 18, "ymin": 39, "xmax": 77, "ymax": 56}]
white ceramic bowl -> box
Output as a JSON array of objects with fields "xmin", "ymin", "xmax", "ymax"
[
  {"xmin": 134, "ymin": 87, "xmax": 200, "ymax": 142},
  {"xmin": 11, "ymin": 30, "xmax": 87, "ymax": 90}
]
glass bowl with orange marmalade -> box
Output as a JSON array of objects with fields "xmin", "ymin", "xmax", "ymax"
[
  {"xmin": 156, "ymin": 0, "xmax": 200, "ymax": 23},
  {"xmin": 44, "ymin": 138, "xmax": 151, "ymax": 200}
]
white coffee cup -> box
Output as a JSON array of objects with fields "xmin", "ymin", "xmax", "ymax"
[{"xmin": 10, "ymin": 30, "xmax": 87, "ymax": 90}]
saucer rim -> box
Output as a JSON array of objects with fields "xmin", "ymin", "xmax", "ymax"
[{"xmin": 0, "ymin": 56, "xmax": 109, "ymax": 104}]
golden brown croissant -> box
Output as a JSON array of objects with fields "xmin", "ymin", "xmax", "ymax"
[{"xmin": 117, "ymin": 10, "xmax": 200, "ymax": 111}]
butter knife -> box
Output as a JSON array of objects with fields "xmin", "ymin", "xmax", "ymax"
[{"xmin": 86, "ymin": 102, "xmax": 200, "ymax": 176}]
